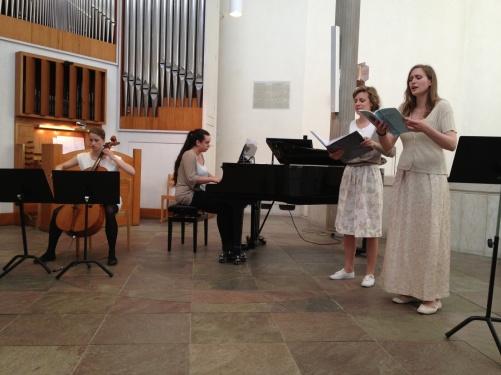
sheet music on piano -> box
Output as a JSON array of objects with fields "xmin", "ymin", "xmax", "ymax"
[
  {"xmin": 266, "ymin": 137, "xmax": 344, "ymax": 166},
  {"xmin": 238, "ymin": 139, "xmax": 258, "ymax": 164}
]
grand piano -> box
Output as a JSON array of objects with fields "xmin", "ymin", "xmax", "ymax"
[{"xmin": 205, "ymin": 137, "xmax": 345, "ymax": 248}]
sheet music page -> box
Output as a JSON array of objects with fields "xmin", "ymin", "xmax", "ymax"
[{"xmin": 53, "ymin": 136, "xmax": 86, "ymax": 154}]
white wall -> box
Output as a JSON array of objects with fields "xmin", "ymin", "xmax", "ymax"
[
  {"xmin": 359, "ymin": 0, "xmax": 501, "ymax": 173},
  {"xmin": 217, "ymin": 0, "xmax": 336, "ymax": 169}
]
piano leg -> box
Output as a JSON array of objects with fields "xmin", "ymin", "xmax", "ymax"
[
  {"xmin": 356, "ymin": 238, "xmax": 367, "ymax": 256},
  {"xmin": 245, "ymin": 201, "xmax": 269, "ymax": 249}
]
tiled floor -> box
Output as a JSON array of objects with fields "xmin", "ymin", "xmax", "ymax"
[{"xmin": 0, "ymin": 215, "xmax": 500, "ymax": 374}]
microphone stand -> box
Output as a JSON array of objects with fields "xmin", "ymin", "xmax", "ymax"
[{"xmin": 445, "ymin": 186, "xmax": 501, "ymax": 353}]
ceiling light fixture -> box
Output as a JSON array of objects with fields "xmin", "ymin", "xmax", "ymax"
[{"xmin": 229, "ymin": 0, "xmax": 243, "ymax": 17}]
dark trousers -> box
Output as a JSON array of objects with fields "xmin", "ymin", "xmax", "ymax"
[
  {"xmin": 46, "ymin": 204, "xmax": 119, "ymax": 257},
  {"xmin": 191, "ymin": 191, "xmax": 246, "ymax": 250}
]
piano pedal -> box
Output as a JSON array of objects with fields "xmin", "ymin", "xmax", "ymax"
[
  {"xmin": 218, "ymin": 250, "xmax": 247, "ymax": 265},
  {"xmin": 218, "ymin": 253, "xmax": 227, "ymax": 263}
]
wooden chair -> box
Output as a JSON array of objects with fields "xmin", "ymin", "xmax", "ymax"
[
  {"xmin": 40, "ymin": 144, "xmax": 142, "ymax": 231},
  {"xmin": 160, "ymin": 174, "xmax": 176, "ymax": 223},
  {"xmin": 116, "ymin": 177, "xmax": 132, "ymax": 250},
  {"xmin": 167, "ymin": 205, "xmax": 208, "ymax": 253},
  {"xmin": 40, "ymin": 144, "xmax": 141, "ymax": 256}
]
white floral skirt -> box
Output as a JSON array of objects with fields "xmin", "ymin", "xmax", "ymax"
[
  {"xmin": 381, "ymin": 169, "xmax": 451, "ymax": 300},
  {"xmin": 335, "ymin": 164, "xmax": 383, "ymax": 238}
]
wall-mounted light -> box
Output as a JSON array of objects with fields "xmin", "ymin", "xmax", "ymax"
[
  {"xmin": 229, "ymin": 0, "xmax": 243, "ymax": 17},
  {"xmin": 37, "ymin": 124, "xmax": 89, "ymax": 133}
]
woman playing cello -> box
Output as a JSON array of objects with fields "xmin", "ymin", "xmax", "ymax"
[{"xmin": 37, "ymin": 127, "xmax": 135, "ymax": 266}]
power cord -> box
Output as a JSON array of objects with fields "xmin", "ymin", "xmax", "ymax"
[{"xmin": 287, "ymin": 210, "xmax": 341, "ymax": 245}]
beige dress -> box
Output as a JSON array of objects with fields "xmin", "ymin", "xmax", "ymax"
[{"xmin": 381, "ymin": 100, "xmax": 456, "ymax": 301}]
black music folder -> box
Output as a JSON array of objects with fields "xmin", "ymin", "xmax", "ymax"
[
  {"xmin": 52, "ymin": 170, "xmax": 120, "ymax": 204},
  {"xmin": 448, "ymin": 136, "xmax": 501, "ymax": 185}
]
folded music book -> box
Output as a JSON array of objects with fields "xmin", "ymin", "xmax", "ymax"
[
  {"xmin": 310, "ymin": 130, "xmax": 372, "ymax": 163},
  {"xmin": 359, "ymin": 108, "xmax": 409, "ymax": 137}
]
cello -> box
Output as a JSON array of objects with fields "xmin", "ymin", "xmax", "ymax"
[{"xmin": 55, "ymin": 136, "xmax": 120, "ymax": 237}]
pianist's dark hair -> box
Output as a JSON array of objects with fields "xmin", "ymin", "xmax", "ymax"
[{"xmin": 173, "ymin": 128, "xmax": 211, "ymax": 184}]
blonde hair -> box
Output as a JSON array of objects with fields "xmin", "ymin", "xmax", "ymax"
[{"xmin": 353, "ymin": 86, "xmax": 381, "ymax": 111}]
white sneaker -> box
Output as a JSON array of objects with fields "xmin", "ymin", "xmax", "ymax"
[
  {"xmin": 329, "ymin": 268, "xmax": 355, "ymax": 280},
  {"xmin": 361, "ymin": 274, "xmax": 375, "ymax": 288}
]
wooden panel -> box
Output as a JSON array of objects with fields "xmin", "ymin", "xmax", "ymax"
[
  {"xmin": 68, "ymin": 65, "xmax": 77, "ymax": 119},
  {"xmin": 0, "ymin": 16, "xmax": 116, "ymax": 62},
  {"xmin": 14, "ymin": 144, "xmax": 26, "ymax": 169},
  {"xmin": 55, "ymin": 63, "xmax": 64, "ymax": 117},
  {"xmin": 120, "ymin": 100, "xmax": 202, "ymax": 131},
  {"xmin": 25, "ymin": 57, "xmax": 36, "ymax": 114},
  {"xmin": 39, "ymin": 143, "xmax": 63, "ymax": 232},
  {"xmin": 15, "ymin": 53, "xmax": 24, "ymax": 116},
  {"xmin": 81, "ymin": 68, "xmax": 90, "ymax": 120},
  {"xmin": 94, "ymin": 72, "xmax": 103, "ymax": 122},
  {"xmin": 15, "ymin": 123, "xmax": 35, "ymax": 150},
  {"xmin": 0, "ymin": 15, "xmax": 17, "ymax": 39},
  {"xmin": 31, "ymin": 22, "xmax": 61, "ymax": 50},
  {"xmin": 40, "ymin": 60, "xmax": 51, "ymax": 116},
  {"xmin": 15, "ymin": 52, "xmax": 107, "ymax": 124}
]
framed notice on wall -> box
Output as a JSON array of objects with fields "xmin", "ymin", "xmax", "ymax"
[{"xmin": 253, "ymin": 81, "xmax": 290, "ymax": 109}]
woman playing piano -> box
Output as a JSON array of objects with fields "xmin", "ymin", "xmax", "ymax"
[
  {"xmin": 173, "ymin": 129, "xmax": 246, "ymax": 262},
  {"xmin": 328, "ymin": 86, "xmax": 395, "ymax": 287}
]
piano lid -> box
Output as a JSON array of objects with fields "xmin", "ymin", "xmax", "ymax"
[{"xmin": 266, "ymin": 137, "xmax": 345, "ymax": 166}]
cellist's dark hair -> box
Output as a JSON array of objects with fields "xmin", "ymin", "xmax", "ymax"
[
  {"xmin": 173, "ymin": 129, "xmax": 210, "ymax": 184},
  {"xmin": 88, "ymin": 127, "xmax": 106, "ymax": 140}
]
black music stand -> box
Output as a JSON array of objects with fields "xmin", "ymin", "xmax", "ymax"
[
  {"xmin": 444, "ymin": 136, "xmax": 501, "ymax": 354},
  {"xmin": 52, "ymin": 170, "xmax": 120, "ymax": 279},
  {"xmin": 0, "ymin": 169, "xmax": 53, "ymax": 279}
]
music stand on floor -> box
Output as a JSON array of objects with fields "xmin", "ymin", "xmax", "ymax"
[
  {"xmin": 51, "ymin": 170, "xmax": 120, "ymax": 279},
  {"xmin": 445, "ymin": 136, "xmax": 501, "ymax": 354},
  {"xmin": 0, "ymin": 169, "xmax": 54, "ymax": 279}
]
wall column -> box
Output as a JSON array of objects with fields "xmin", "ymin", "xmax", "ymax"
[{"xmin": 327, "ymin": 0, "xmax": 361, "ymax": 229}]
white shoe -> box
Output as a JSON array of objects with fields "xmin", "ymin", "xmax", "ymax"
[
  {"xmin": 361, "ymin": 274, "xmax": 375, "ymax": 288},
  {"xmin": 417, "ymin": 300, "xmax": 442, "ymax": 315},
  {"xmin": 329, "ymin": 268, "xmax": 355, "ymax": 280},
  {"xmin": 392, "ymin": 295, "xmax": 421, "ymax": 304}
]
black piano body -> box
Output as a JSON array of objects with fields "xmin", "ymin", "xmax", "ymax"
[
  {"xmin": 205, "ymin": 137, "xmax": 346, "ymax": 249},
  {"xmin": 205, "ymin": 162, "xmax": 344, "ymax": 205}
]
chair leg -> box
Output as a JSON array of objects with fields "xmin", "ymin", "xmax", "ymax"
[
  {"xmin": 204, "ymin": 218, "xmax": 208, "ymax": 246},
  {"xmin": 181, "ymin": 219, "xmax": 185, "ymax": 244},
  {"xmin": 126, "ymin": 217, "xmax": 130, "ymax": 251},
  {"xmin": 160, "ymin": 199, "xmax": 165, "ymax": 223},
  {"xmin": 193, "ymin": 220, "xmax": 198, "ymax": 253},
  {"xmin": 168, "ymin": 218, "xmax": 173, "ymax": 251}
]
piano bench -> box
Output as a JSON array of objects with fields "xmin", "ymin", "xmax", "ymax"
[{"xmin": 167, "ymin": 204, "xmax": 208, "ymax": 253}]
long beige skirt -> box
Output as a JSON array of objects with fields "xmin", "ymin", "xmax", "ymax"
[{"xmin": 381, "ymin": 170, "xmax": 451, "ymax": 301}]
